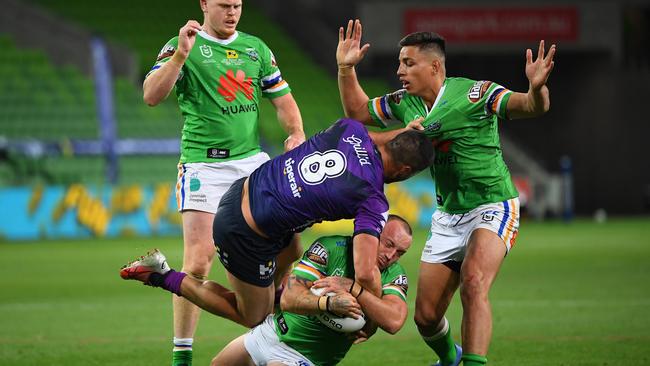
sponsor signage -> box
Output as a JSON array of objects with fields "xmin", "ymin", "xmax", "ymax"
[{"xmin": 404, "ymin": 7, "xmax": 579, "ymax": 42}]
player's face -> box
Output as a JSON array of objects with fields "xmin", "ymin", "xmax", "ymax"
[
  {"xmin": 203, "ymin": 0, "xmax": 242, "ymax": 39},
  {"xmin": 377, "ymin": 220, "xmax": 412, "ymax": 270},
  {"xmin": 397, "ymin": 46, "xmax": 439, "ymax": 96}
]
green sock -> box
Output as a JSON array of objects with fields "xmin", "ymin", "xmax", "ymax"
[
  {"xmin": 172, "ymin": 349, "xmax": 192, "ymax": 366},
  {"xmin": 422, "ymin": 317, "xmax": 457, "ymax": 365},
  {"xmin": 462, "ymin": 353, "xmax": 487, "ymax": 365}
]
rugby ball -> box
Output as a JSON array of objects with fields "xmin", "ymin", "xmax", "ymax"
[{"xmin": 310, "ymin": 286, "xmax": 366, "ymax": 333}]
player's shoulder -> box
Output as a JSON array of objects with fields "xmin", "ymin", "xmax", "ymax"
[
  {"xmin": 236, "ymin": 31, "xmax": 270, "ymax": 48},
  {"xmin": 304, "ymin": 236, "xmax": 350, "ymax": 268},
  {"xmin": 311, "ymin": 235, "xmax": 351, "ymax": 252},
  {"xmin": 383, "ymin": 261, "xmax": 406, "ymax": 277}
]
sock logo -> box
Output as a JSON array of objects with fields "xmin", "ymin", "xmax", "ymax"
[{"xmin": 218, "ymin": 69, "xmax": 254, "ymax": 102}]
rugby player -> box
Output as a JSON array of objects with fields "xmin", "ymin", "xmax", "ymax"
[
  {"xmin": 144, "ymin": 0, "xmax": 304, "ymax": 363},
  {"xmin": 211, "ymin": 214, "xmax": 412, "ymax": 366},
  {"xmin": 120, "ymin": 118, "xmax": 434, "ymax": 332},
  {"xmin": 336, "ymin": 19, "xmax": 555, "ymax": 366}
]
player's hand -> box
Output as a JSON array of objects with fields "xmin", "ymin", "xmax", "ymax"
[
  {"xmin": 284, "ymin": 132, "xmax": 305, "ymax": 152},
  {"xmin": 526, "ymin": 40, "xmax": 556, "ymax": 91},
  {"xmin": 313, "ymin": 276, "xmax": 354, "ymax": 294},
  {"xmin": 328, "ymin": 292, "xmax": 364, "ymax": 319},
  {"xmin": 337, "ymin": 19, "xmax": 370, "ymax": 69},
  {"xmin": 176, "ymin": 20, "xmax": 202, "ymax": 60},
  {"xmin": 351, "ymin": 320, "xmax": 378, "ymax": 344},
  {"xmin": 406, "ymin": 116, "xmax": 425, "ymax": 131}
]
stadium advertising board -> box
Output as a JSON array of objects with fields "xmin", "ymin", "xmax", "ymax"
[{"xmin": 0, "ymin": 179, "xmax": 438, "ymax": 241}]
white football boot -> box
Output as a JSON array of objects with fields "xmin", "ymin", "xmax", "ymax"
[{"xmin": 120, "ymin": 249, "xmax": 170, "ymax": 285}]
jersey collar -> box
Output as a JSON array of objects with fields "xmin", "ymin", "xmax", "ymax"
[
  {"xmin": 198, "ymin": 30, "xmax": 239, "ymax": 45},
  {"xmin": 423, "ymin": 79, "xmax": 448, "ymax": 116}
]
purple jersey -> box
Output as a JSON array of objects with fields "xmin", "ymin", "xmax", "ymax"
[{"xmin": 249, "ymin": 119, "xmax": 388, "ymax": 240}]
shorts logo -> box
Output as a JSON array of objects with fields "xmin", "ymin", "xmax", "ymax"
[
  {"xmin": 481, "ymin": 210, "xmax": 499, "ymax": 222},
  {"xmin": 189, "ymin": 173, "xmax": 201, "ymax": 192},
  {"xmin": 307, "ymin": 242, "xmax": 328, "ymax": 265},
  {"xmin": 259, "ymin": 260, "xmax": 276, "ymax": 280},
  {"xmin": 200, "ymin": 44, "xmax": 213, "ymax": 58},
  {"xmin": 467, "ymin": 80, "xmax": 492, "ymax": 103}
]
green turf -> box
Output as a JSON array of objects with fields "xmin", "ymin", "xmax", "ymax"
[{"xmin": 1, "ymin": 218, "xmax": 649, "ymax": 365}]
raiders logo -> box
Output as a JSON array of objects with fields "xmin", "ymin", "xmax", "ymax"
[
  {"xmin": 156, "ymin": 44, "xmax": 176, "ymax": 62},
  {"xmin": 306, "ymin": 242, "xmax": 328, "ymax": 265},
  {"xmin": 467, "ymin": 80, "xmax": 492, "ymax": 103},
  {"xmin": 388, "ymin": 89, "xmax": 406, "ymax": 105},
  {"xmin": 392, "ymin": 274, "xmax": 409, "ymax": 293}
]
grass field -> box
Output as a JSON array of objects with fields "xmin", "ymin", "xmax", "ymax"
[{"xmin": 1, "ymin": 217, "xmax": 649, "ymax": 365}]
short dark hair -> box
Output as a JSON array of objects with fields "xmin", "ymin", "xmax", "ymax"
[
  {"xmin": 387, "ymin": 130, "xmax": 435, "ymax": 174},
  {"xmin": 399, "ymin": 32, "xmax": 446, "ymax": 57},
  {"xmin": 387, "ymin": 214, "xmax": 412, "ymax": 236}
]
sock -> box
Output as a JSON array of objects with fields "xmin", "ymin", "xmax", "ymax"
[
  {"xmin": 462, "ymin": 353, "xmax": 487, "ymax": 365},
  {"xmin": 149, "ymin": 270, "xmax": 187, "ymax": 296},
  {"xmin": 172, "ymin": 338, "xmax": 193, "ymax": 366},
  {"xmin": 422, "ymin": 317, "xmax": 457, "ymax": 365}
]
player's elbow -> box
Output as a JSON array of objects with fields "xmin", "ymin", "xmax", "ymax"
[
  {"xmin": 380, "ymin": 312, "xmax": 406, "ymax": 334},
  {"xmin": 143, "ymin": 92, "xmax": 161, "ymax": 107},
  {"xmin": 354, "ymin": 270, "xmax": 375, "ymax": 289}
]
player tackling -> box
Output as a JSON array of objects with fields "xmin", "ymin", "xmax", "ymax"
[{"xmin": 120, "ymin": 118, "xmax": 434, "ymax": 342}]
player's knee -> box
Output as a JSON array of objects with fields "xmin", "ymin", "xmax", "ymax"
[
  {"xmin": 460, "ymin": 271, "xmax": 488, "ymax": 303},
  {"xmin": 414, "ymin": 304, "xmax": 443, "ymax": 330}
]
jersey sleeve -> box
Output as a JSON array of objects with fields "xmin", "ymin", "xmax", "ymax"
[
  {"xmin": 381, "ymin": 263, "xmax": 408, "ymax": 302},
  {"xmin": 146, "ymin": 37, "xmax": 184, "ymax": 81},
  {"xmin": 353, "ymin": 193, "xmax": 388, "ymax": 238},
  {"xmin": 468, "ymin": 80, "xmax": 512, "ymax": 120},
  {"xmin": 367, "ymin": 89, "xmax": 408, "ymax": 128},
  {"xmin": 292, "ymin": 239, "xmax": 331, "ymax": 281},
  {"xmin": 258, "ymin": 41, "xmax": 291, "ymax": 99}
]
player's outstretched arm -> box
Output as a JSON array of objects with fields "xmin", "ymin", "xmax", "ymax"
[
  {"xmin": 281, "ymin": 275, "xmax": 363, "ymax": 318},
  {"xmin": 143, "ymin": 20, "xmax": 201, "ymax": 106},
  {"xmin": 269, "ymin": 93, "xmax": 305, "ymax": 151},
  {"xmin": 337, "ymin": 19, "xmax": 373, "ymax": 124},
  {"xmin": 507, "ymin": 40, "xmax": 556, "ymax": 119}
]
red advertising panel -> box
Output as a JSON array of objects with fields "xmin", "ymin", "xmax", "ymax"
[{"xmin": 404, "ymin": 8, "xmax": 578, "ymax": 42}]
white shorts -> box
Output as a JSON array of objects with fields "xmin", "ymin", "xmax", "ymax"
[
  {"xmin": 175, "ymin": 152, "xmax": 270, "ymax": 213},
  {"xmin": 421, "ymin": 198, "xmax": 520, "ymax": 265},
  {"xmin": 244, "ymin": 315, "xmax": 314, "ymax": 366}
]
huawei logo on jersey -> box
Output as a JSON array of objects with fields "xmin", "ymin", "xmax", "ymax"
[{"xmin": 217, "ymin": 69, "xmax": 254, "ymax": 102}]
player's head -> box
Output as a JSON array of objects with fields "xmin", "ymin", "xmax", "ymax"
[
  {"xmin": 382, "ymin": 130, "xmax": 434, "ymax": 183},
  {"xmin": 377, "ymin": 214, "xmax": 412, "ymax": 270},
  {"xmin": 397, "ymin": 32, "xmax": 446, "ymax": 95},
  {"xmin": 201, "ymin": 0, "xmax": 242, "ymax": 39}
]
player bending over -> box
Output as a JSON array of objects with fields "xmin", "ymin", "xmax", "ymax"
[{"xmin": 120, "ymin": 118, "xmax": 433, "ymax": 332}]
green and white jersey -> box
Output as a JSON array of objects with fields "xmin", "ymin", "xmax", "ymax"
[
  {"xmin": 149, "ymin": 31, "xmax": 291, "ymax": 163},
  {"xmin": 368, "ymin": 77, "xmax": 519, "ymax": 214},
  {"xmin": 274, "ymin": 236, "xmax": 408, "ymax": 366}
]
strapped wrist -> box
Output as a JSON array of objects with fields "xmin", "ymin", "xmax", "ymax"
[
  {"xmin": 317, "ymin": 296, "xmax": 328, "ymax": 312},
  {"xmin": 349, "ymin": 281, "xmax": 364, "ymax": 298}
]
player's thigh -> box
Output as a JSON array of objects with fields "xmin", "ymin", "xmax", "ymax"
[
  {"xmin": 227, "ymin": 271, "xmax": 274, "ymax": 326},
  {"xmin": 181, "ymin": 210, "xmax": 216, "ymax": 249},
  {"xmin": 461, "ymin": 228, "xmax": 507, "ymax": 292},
  {"xmin": 212, "ymin": 335, "xmax": 255, "ymax": 366},
  {"xmin": 415, "ymin": 262, "xmax": 460, "ymax": 324}
]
